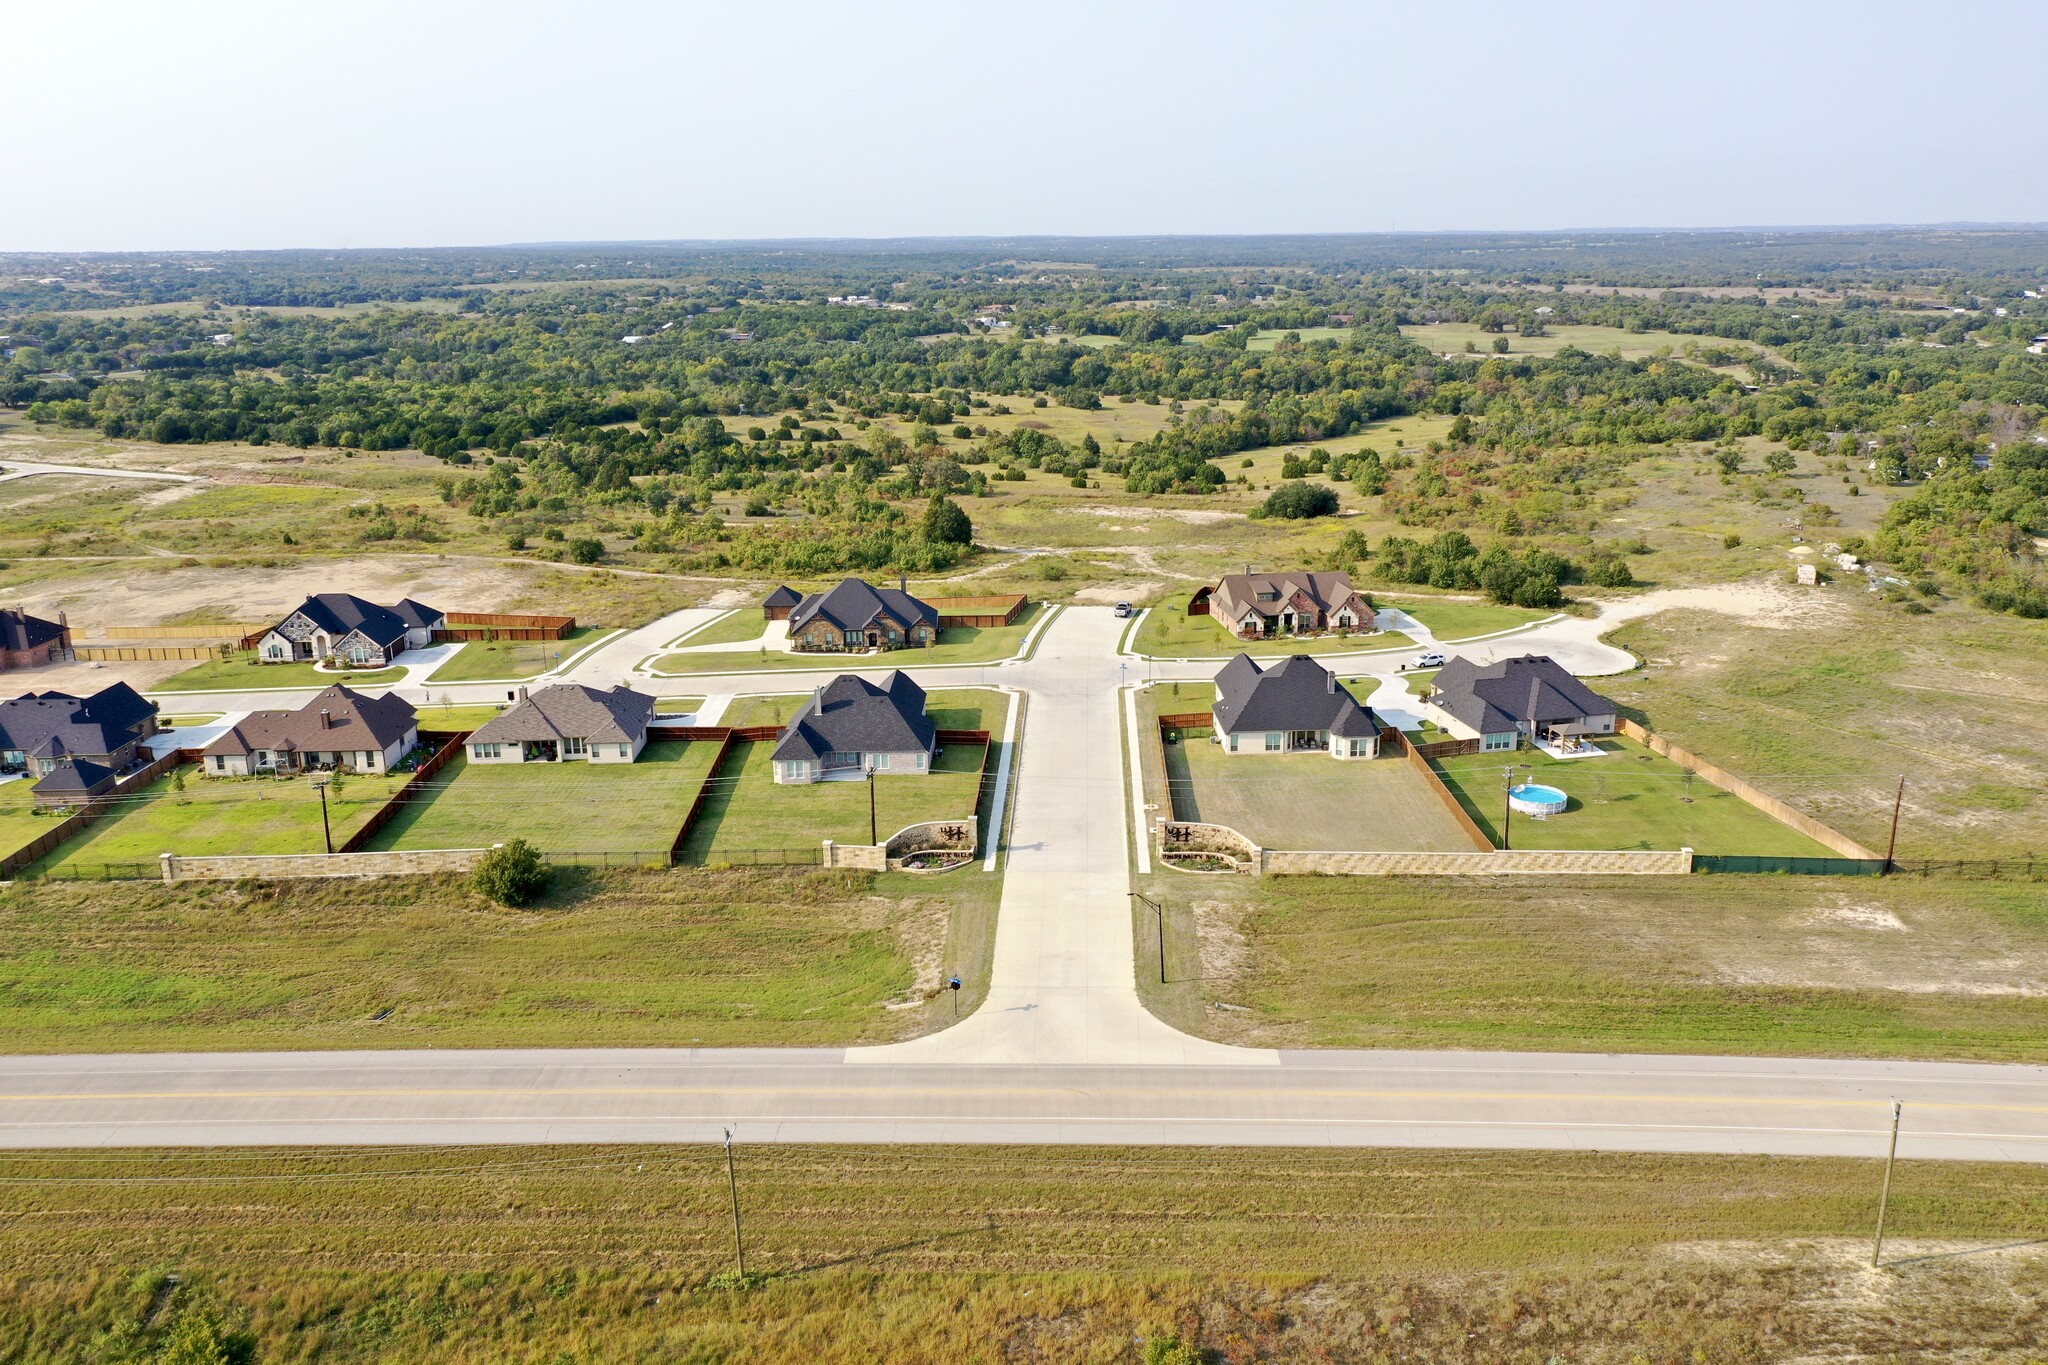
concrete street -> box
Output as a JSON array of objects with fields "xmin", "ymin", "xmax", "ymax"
[{"xmin": 10, "ymin": 604, "xmax": 2048, "ymax": 1160}]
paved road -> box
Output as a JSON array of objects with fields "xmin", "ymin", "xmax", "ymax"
[{"xmin": 16, "ymin": 604, "xmax": 2048, "ymax": 1160}]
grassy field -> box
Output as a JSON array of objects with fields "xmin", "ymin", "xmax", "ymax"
[
  {"xmin": 1431, "ymin": 736, "xmax": 1839, "ymax": 856},
  {"xmin": 1391, "ymin": 595, "xmax": 1555, "ymax": 640},
  {"xmin": 646, "ymin": 604, "xmax": 1046, "ymax": 675},
  {"xmin": 1401, "ymin": 321, "xmax": 1730, "ymax": 360},
  {"xmin": 1131, "ymin": 600, "xmax": 1411, "ymax": 658},
  {"xmin": 0, "ymin": 866, "xmax": 998, "ymax": 1051},
  {"xmin": 1137, "ymin": 872, "xmax": 2048, "ymax": 1060},
  {"xmin": 34, "ymin": 766, "xmax": 410, "ymax": 870},
  {"xmin": 366, "ymin": 739, "xmax": 717, "ymax": 858},
  {"xmin": 423, "ymin": 625, "xmax": 617, "ymax": 682},
  {"xmin": 151, "ymin": 652, "xmax": 406, "ymax": 692},
  {"xmin": 3, "ymin": 1144, "xmax": 2044, "ymax": 1362},
  {"xmin": 669, "ymin": 608, "xmax": 776, "ymax": 647},
  {"xmin": 1601, "ymin": 594, "xmax": 2048, "ymax": 859},
  {"xmin": 681, "ymin": 738, "xmax": 986, "ymax": 862},
  {"xmin": 0, "ymin": 775, "xmax": 58, "ymax": 860}
]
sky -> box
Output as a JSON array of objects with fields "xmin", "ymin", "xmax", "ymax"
[{"xmin": 10, "ymin": 0, "xmax": 2047, "ymax": 251}]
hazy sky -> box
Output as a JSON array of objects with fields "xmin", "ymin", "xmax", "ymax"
[{"xmin": 12, "ymin": 0, "xmax": 2046, "ymax": 251}]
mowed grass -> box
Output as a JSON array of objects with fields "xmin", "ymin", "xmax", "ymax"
[
  {"xmin": 4, "ymin": 1145, "xmax": 2046, "ymax": 1364},
  {"xmin": 423, "ymin": 625, "xmax": 618, "ymax": 682},
  {"xmin": 409, "ymin": 703, "xmax": 510, "ymax": 731},
  {"xmin": 682, "ymin": 738, "xmax": 986, "ymax": 861},
  {"xmin": 1431, "ymin": 737, "xmax": 1837, "ymax": 856},
  {"xmin": 1139, "ymin": 873, "xmax": 2048, "ymax": 1060},
  {"xmin": 1389, "ymin": 595, "xmax": 1554, "ymax": 640},
  {"xmin": 669, "ymin": 609, "xmax": 776, "ymax": 647},
  {"xmin": 1131, "ymin": 600, "xmax": 1411, "ymax": 659},
  {"xmin": 152, "ymin": 652, "xmax": 406, "ymax": 692},
  {"xmin": 36, "ymin": 766, "xmax": 411, "ymax": 870},
  {"xmin": 646, "ymin": 603, "xmax": 1046, "ymax": 675},
  {"xmin": 0, "ymin": 866, "xmax": 997, "ymax": 1051},
  {"xmin": 0, "ymin": 776, "xmax": 59, "ymax": 860},
  {"xmin": 367, "ymin": 739, "xmax": 717, "ymax": 858}
]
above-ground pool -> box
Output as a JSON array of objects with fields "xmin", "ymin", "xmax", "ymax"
[{"xmin": 1508, "ymin": 782, "xmax": 1569, "ymax": 817}]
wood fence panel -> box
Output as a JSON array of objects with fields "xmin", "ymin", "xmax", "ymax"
[
  {"xmin": 1617, "ymin": 719, "xmax": 1880, "ymax": 860},
  {"xmin": 337, "ymin": 732, "xmax": 472, "ymax": 854},
  {"xmin": 1384, "ymin": 727, "xmax": 1495, "ymax": 851}
]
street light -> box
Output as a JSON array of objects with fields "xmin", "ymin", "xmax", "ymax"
[
  {"xmin": 310, "ymin": 776, "xmax": 333, "ymax": 854},
  {"xmin": 1129, "ymin": 891, "xmax": 1166, "ymax": 984},
  {"xmin": 1500, "ymin": 763, "xmax": 1531, "ymax": 851}
]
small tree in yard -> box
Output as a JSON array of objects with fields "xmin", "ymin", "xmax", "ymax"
[
  {"xmin": 568, "ymin": 537, "xmax": 605, "ymax": 565},
  {"xmin": 471, "ymin": 838, "xmax": 553, "ymax": 907}
]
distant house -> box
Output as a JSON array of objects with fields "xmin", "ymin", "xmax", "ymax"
[
  {"xmin": 1207, "ymin": 571, "xmax": 1375, "ymax": 640},
  {"xmin": 465, "ymin": 683, "xmax": 655, "ymax": 764},
  {"xmin": 0, "ymin": 682, "xmax": 158, "ymax": 776},
  {"xmin": 1211, "ymin": 654, "xmax": 1380, "ymax": 759},
  {"xmin": 787, "ymin": 578, "xmax": 938, "ymax": 653},
  {"xmin": 203, "ymin": 684, "xmax": 418, "ymax": 777},
  {"xmin": 761, "ymin": 585, "xmax": 803, "ymax": 621},
  {"xmin": 30, "ymin": 756, "xmax": 118, "ymax": 809},
  {"xmin": 0, "ymin": 607, "xmax": 72, "ymax": 670},
  {"xmin": 772, "ymin": 672, "xmax": 936, "ymax": 784},
  {"xmin": 1423, "ymin": 654, "xmax": 1617, "ymax": 752},
  {"xmin": 255, "ymin": 594, "xmax": 444, "ymax": 667}
]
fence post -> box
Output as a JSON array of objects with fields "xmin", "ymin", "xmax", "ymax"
[{"xmin": 159, "ymin": 853, "xmax": 176, "ymax": 884}]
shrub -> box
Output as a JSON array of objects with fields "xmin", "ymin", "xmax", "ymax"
[
  {"xmin": 1036, "ymin": 558, "xmax": 1068, "ymax": 581},
  {"xmin": 568, "ymin": 537, "xmax": 604, "ymax": 564},
  {"xmin": 1722, "ymin": 533, "xmax": 1742, "ymax": 549},
  {"xmin": 471, "ymin": 838, "xmax": 553, "ymax": 906},
  {"xmin": 919, "ymin": 495, "xmax": 973, "ymax": 546},
  {"xmin": 1257, "ymin": 481, "xmax": 1339, "ymax": 520}
]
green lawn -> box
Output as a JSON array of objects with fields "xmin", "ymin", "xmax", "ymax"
[
  {"xmin": 654, "ymin": 695, "xmax": 707, "ymax": 715},
  {"xmin": 366, "ymin": 739, "xmax": 718, "ymax": 859},
  {"xmin": 668, "ymin": 610, "xmax": 775, "ymax": 648},
  {"xmin": 36, "ymin": 766, "xmax": 411, "ymax": 871},
  {"xmin": 424, "ymin": 626, "xmax": 618, "ymax": 682},
  {"xmin": 1430, "ymin": 737, "xmax": 1836, "ymax": 856},
  {"xmin": 682, "ymin": 736, "xmax": 987, "ymax": 861},
  {"xmin": 1131, "ymin": 602, "xmax": 1411, "ymax": 659},
  {"xmin": 410, "ymin": 703, "xmax": 509, "ymax": 731},
  {"xmin": 0, "ymin": 776, "xmax": 59, "ymax": 861},
  {"xmin": 152, "ymin": 653, "xmax": 406, "ymax": 692},
  {"xmin": 646, "ymin": 603, "xmax": 1045, "ymax": 674},
  {"xmin": 1384, "ymin": 596, "xmax": 1553, "ymax": 641}
]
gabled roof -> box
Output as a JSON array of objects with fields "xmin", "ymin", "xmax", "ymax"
[
  {"xmin": 1212, "ymin": 570, "xmax": 1364, "ymax": 621},
  {"xmin": 276, "ymin": 593, "xmax": 440, "ymax": 649},
  {"xmin": 0, "ymin": 608, "xmax": 67, "ymax": 652},
  {"xmin": 31, "ymin": 756, "xmax": 114, "ymax": 797},
  {"xmin": 205, "ymin": 684, "xmax": 416, "ymax": 757},
  {"xmin": 0, "ymin": 683, "xmax": 157, "ymax": 760},
  {"xmin": 469, "ymin": 684, "xmax": 655, "ymax": 746},
  {"xmin": 788, "ymin": 579, "xmax": 938, "ymax": 635},
  {"xmin": 1429, "ymin": 654, "xmax": 1615, "ymax": 735},
  {"xmin": 762, "ymin": 585, "xmax": 803, "ymax": 609},
  {"xmin": 1211, "ymin": 654, "xmax": 1378, "ymax": 738},
  {"xmin": 772, "ymin": 671, "xmax": 935, "ymax": 762}
]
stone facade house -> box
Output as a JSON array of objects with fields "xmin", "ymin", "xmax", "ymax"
[
  {"xmin": 761, "ymin": 585, "xmax": 803, "ymax": 621},
  {"xmin": 772, "ymin": 671, "xmax": 936, "ymax": 784},
  {"xmin": 786, "ymin": 579, "xmax": 938, "ymax": 653},
  {"xmin": 465, "ymin": 684, "xmax": 655, "ymax": 764},
  {"xmin": 255, "ymin": 594, "xmax": 444, "ymax": 667},
  {"xmin": 1207, "ymin": 571, "xmax": 1375, "ymax": 639},
  {"xmin": 0, "ymin": 682, "xmax": 159, "ymax": 776},
  {"xmin": 1423, "ymin": 654, "xmax": 1618, "ymax": 752},
  {"xmin": 203, "ymin": 684, "xmax": 419, "ymax": 776},
  {"xmin": 1211, "ymin": 654, "xmax": 1380, "ymax": 759},
  {"xmin": 0, "ymin": 608, "xmax": 71, "ymax": 670}
]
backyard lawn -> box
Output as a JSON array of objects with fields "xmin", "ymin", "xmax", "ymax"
[
  {"xmin": 0, "ymin": 776, "xmax": 57, "ymax": 861},
  {"xmin": 1132, "ymin": 602, "xmax": 1412, "ymax": 659},
  {"xmin": 1430, "ymin": 738, "xmax": 1836, "ymax": 856},
  {"xmin": 410, "ymin": 703, "xmax": 509, "ymax": 731},
  {"xmin": 366, "ymin": 739, "xmax": 718, "ymax": 859},
  {"xmin": 1387, "ymin": 596, "xmax": 1554, "ymax": 641},
  {"xmin": 668, "ymin": 610, "xmax": 776, "ymax": 648},
  {"xmin": 681, "ymin": 736, "xmax": 987, "ymax": 862},
  {"xmin": 646, "ymin": 603, "xmax": 1046, "ymax": 674},
  {"xmin": 152, "ymin": 652, "xmax": 405, "ymax": 692},
  {"xmin": 36, "ymin": 766, "xmax": 411, "ymax": 871},
  {"xmin": 423, "ymin": 626, "xmax": 619, "ymax": 682}
]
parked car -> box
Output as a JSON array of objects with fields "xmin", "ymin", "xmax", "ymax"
[
  {"xmin": 1113, "ymin": 602, "xmax": 1133, "ymax": 618},
  {"xmin": 1413, "ymin": 651, "xmax": 1446, "ymax": 669}
]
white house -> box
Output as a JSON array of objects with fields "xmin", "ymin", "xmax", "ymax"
[{"xmin": 464, "ymin": 684, "xmax": 655, "ymax": 764}]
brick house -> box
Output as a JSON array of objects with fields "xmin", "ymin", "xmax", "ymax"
[
  {"xmin": 786, "ymin": 578, "xmax": 938, "ymax": 653},
  {"xmin": 0, "ymin": 682, "xmax": 159, "ymax": 776},
  {"xmin": 202, "ymin": 684, "xmax": 419, "ymax": 776},
  {"xmin": 254, "ymin": 594, "xmax": 444, "ymax": 667},
  {"xmin": 0, "ymin": 608, "xmax": 71, "ymax": 670},
  {"xmin": 1211, "ymin": 654, "xmax": 1381, "ymax": 759},
  {"xmin": 771, "ymin": 672, "xmax": 936, "ymax": 784},
  {"xmin": 1207, "ymin": 571, "xmax": 1375, "ymax": 639}
]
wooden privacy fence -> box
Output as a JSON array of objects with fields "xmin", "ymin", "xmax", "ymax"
[
  {"xmin": 1155, "ymin": 713, "xmax": 1209, "ymax": 824},
  {"xmin": 1618, "ymin": 718, "xmax": 1880, "ymax": 861},
  {"xmin": 1409, "ymin": 735, "xmax": 1480, "ymax": 759},
  {"xmin": 336, "ymin": 731, "xmax": 472, "ymax": 854},
  {"xmin": 926, "ymin": 594, "xmax": 1027, "ymax": 627},
  {"xmin": 105, "ymin": 624, "xmax": 265, "ymax": 641},
  {"xmin": 72, "ymin": 643, "xmax": 226, "ymax": 662},
  {"xmin": 434, "ymin": 610, "xmax": 576, "ymax": 643},
  {"xmin": 1382, "ymin": 727, "xmax": 1495, "ymax": 851},
  {"xmin": 0, "ymin": 747, "xmax": 196, "ymax": 879}
]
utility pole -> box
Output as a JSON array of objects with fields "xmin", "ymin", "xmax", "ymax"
[
  {"xmin": 722, "ymin": 1127, "xmax": 746, "ymax": 1280},
  {"xmin": 1501, "ymin": 765, "xmax": 1515, "ymax": 851},
  {"xmin": 1130, "ymin": 891, "xmax": 1166, "ymax": 984},
  {"xmin": 1883, "ymin": 776, "xmax": 1906, "ymax": 874},
  {"xmin": 868, "ymin": 771, "xmax": 877, "ymax": 846},
  {"xmin": 1872, "ymin": 1099, "xmax": 1902, "ymax": 1268},
  {"xmin": 311, "ymin": 777, "xmax": 333, "ymax": 854}
]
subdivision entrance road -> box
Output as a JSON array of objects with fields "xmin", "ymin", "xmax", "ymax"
[{"xmin": 13, "ymin": 606, "xmax": 2048, "ymax": 1159}]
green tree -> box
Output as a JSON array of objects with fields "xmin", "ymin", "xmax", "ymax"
[
  {"xmin": 567, "ymin": 537, "xmax": 604, "ymax": 564},
  {"xmin": 470, "ymin": 838, "xmax": 553, "ymax": 907},
  {"xmin": 1257, "ymin": 481, "xmax": 1339, "ymax": 519},
  {"xmin": 1764, "ymin": 450, "xmax": 1797, "ymax": 475},
  {"xmin": 920, "ymin": 494, "xmax": 973, "ymax": 545}
]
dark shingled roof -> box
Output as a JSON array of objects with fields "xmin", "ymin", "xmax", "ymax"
[
  {"xmin": 0, "ymin": 682, "xmax": 157, "ymax": 762},
  {"xmin": 1211, "ymin": 654, "xmax": 1378, "ymax": 738},
  {"xmin": 280, "ymin": 594, "xmax": 442, "ymax": 650},
  {"xmin": 469, "ymin": 684, "xmax": 655, "ymax": 746},
  {"xmin": 205, "ymin": 684, "xmax": 417, "ymax": 757},
  {"xmin": 31, "ymin": 756, "xmax": 115, "ymax": 799},
  {"xmin": 1428, "ymin": 654, "xmax": 1616, "ymax": 735},
  {"xmin": 788, "ymin": 579, "xmax": 937, "ymax": 635},
  {"xmin": 762, "ymin": 585, "xmax": 803, "ymax": 609},
  {"xmin": 0, "ymin": 608, "xmax": 67, "ymax": 653},
  {"xmin": 772, "ymin": 672, "xmax": 935, "ymax": 763}
]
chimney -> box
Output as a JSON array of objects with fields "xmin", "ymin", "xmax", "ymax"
[
  {"xmin": 899, "ymin": 572, "xmax": 907, "ymax": 594},
  {"xmin": 517, "ymin": 685, "xmax": 529, "ymax": 702},
  {"xmin": 319, "ymin": 709, "xmax": 331, "ymax": 730},
  {"xmin": 57, "ymin": 610, "xmax": 67, "ymax": 628},
  {"xmin": 1326, "ymin": 669, "xmax": 1335, "ymax": 693}
]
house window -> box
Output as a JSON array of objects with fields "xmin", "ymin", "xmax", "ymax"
[
  {"xmin": 1264, "ymin": 733, "xmax": 1281, "ymax": 752},
  {"xmin": 873, "ymin": 753, "xmax": 889, "ymax": 770},
  {"xmin": 474, "ymin": 743, "xmax": 502, "ymax": 759},
  {"xmin": 843, "ymin": 630, "xmax": 862, "ymax": 647},
  {"xmin": 564, "ymin": 737, "xmax": 586, "ymax": 755},
  {"xmin": 1482, "ymin": 732, "xmax": 1516, "ymax": 752},
  {"xmin": 1227, "ymin": 733, "xmax": 1238, "ymax": 752},
  {"xmin": 915, "ymin": 753, "xmax": 927, "ymax": 770},
  {"xmin": 212, "ymin": 755, "xmax": 226, "ymax": 771}
]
